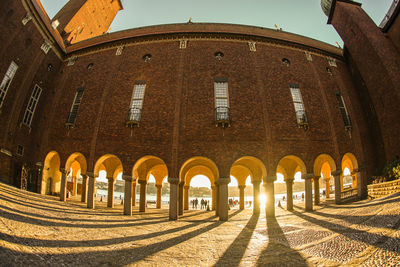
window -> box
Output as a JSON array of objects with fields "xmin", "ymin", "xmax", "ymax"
[
  {"xmin": 66, "ymin": 87, "xmax": 84, "ymax": 127},
  {"xmin": 127, "ymin": 82, "xmax": 146, "ymax": 125},
  {"xmin": 16, "ymin": 145, "xmax": 24, "ymax": 156},
  {"xmin": 290, "ymin": 85, "xmax": 308, "ymax": 127},
  {"xmin": 22, "ymin": 84, "xmax": 42, "ymax": 126},
  {"xmin": 0, "ymin": 61, "xmax": 18, "ymax": 108},
  {"xmin": 116, "ymin": 46, "xmax": 124, "ymax": 55},
  {"xmin": 336, "ymin": 92, "xmax": 352, "ymax": 129},
  {"xmin": 214, "ymin": 79, "xmax": 230, "ymax": 127},
  {"xmin": 305, "ymin": 51, "xmax": 312, "ymax": 61}
]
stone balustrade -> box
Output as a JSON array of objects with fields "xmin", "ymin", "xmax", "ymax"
[{"xmin": 368, "ymin": 179, "xmax": 400, "ymax": 198}]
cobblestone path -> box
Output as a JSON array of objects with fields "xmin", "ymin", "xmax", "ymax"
[{"xmin": 0, "ymin": 182, "xmax": 399, "ymax": 266}]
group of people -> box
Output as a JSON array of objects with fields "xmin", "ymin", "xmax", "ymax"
[{"xmin": 191, "ymin": 198, "xmax": 210, "ymax": 210}]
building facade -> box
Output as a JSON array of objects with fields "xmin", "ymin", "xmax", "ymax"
[{"xmin": 0, "ymin": 0, "xmax": 398, "ymax": 220}]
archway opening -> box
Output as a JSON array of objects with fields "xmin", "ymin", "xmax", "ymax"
[{"xmin": 41, "ymin": 151, "xmax": 61, "ymax": 195}]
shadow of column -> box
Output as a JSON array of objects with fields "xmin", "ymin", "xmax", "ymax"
[
  {"xmin": 214, "ymin": 213, "xmax": 260, "ymax": 266},
  {"xmin": 256, "ymin": 217, "xmax": 308, "ymax": 266}
]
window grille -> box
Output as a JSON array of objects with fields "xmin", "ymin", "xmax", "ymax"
[
  {"xmin": 126, "ymin": 83, "xmax": 146, "ymax": 127},
  {"xmin": 336, "ymin": 92, "xmax": 352, "ymax": 129},
  {"xmin": 16, "ymin": 145, "xmax": 24, "ymax": 156},
  {"xmin": 0, "ymin": 61, "xmax": 18, "ymax": 108},
  {"xmin": 22, "ymin": 84, "xmax": 42, "ymax": 126},
  {"xmin": 214, "ymin": 80, "xmax": 230, "ymax": 127},
  {"xmin": 290, "ymin": 85, "xmax": 308, "ymax": 128},
  {"xmin": 66, "ymin": 87, "xmax": 84, "ymax": 127}
]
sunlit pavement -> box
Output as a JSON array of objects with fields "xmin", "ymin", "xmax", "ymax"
[{"xmin": 0, "ymin": 183, "xmax": 399, "ymax": 266}]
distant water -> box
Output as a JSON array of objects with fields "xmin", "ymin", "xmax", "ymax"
[{"xmin": 96, "ymin": 189, "xmax": 325, "ymax": 205}]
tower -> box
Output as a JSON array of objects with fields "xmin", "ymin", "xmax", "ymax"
[
  {"xmin": 52, "ymin": 0, "xmax": 123, "ymax": 44},
  {"xmin": 321, "ymin": 0, "xmax": 400, "ymax": 167}
]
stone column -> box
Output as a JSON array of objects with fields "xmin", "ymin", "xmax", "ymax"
[
  {"xmin": 156, "ymin": 184, "xmax": 162, "ymax": 209},
  {"xmin": 107, "ymin": 177, "xmax": 114, "ymax": 208},
  {"xmin": 332, "ymin": 170, "xmax": 342, "ymax": 204},
  {"xmin": 138, "ymin": 179, "xmax": 147, "ymax": 212},
  {"xmin": 59, "ymin": 168, "xmax": 67, "ymax": 202},
  {"xmin": 356, "ymin": 167, "xmax": 367, "ymax": 199},
  {"xmin": 325, "ymin": 176, "xmax": 330, "ymax": 198},
  {"xmin": 218, "ymin": 177, "xmax": 230, "ymax": 221},
  {"xmin": 123, "ymin": 175, "xmax": 133, "ymax": 215},
  {"xmin": 265, "ymin": 176, "xmax": 276, "ymax": 217},
  {"xmin": 238, "ymin": 185, "xmax": 245, "ymax": 210},
  {"xmin": 252, "ymin": 180, "xmax": 261, "ymax": 214},
  {"xmin": 81, "ymin": 174, "xmax": 88, "ymax": 203},
  {"xmin": 178, "ymin": 181, "xmax": 184, "ymax": 215},
  {"xmin": 314, "ymin": 176, "xmax": 320, "ymax": 205},
  {"xmin": 132, "ymin": 182, "xmax": 136, "ymax": 206},
  {"xmin": 303, "ymin": 173, "xmax": 313, "ymax": 211},
  {"xmin": 211, "ymin": 185, "xmax": 217, "ymax": 211},
  {"xmin": 215, "ymin": 184, "xmax": 220, "ymax": 216},
  {"xmin": 87, "ymin": 172, "xmax": 95, "ymax": 209},
  {"xmin": 72, "ymin": 176, "xmax": 77, "ymax": 196},
  {"xmin": 286, "ymin": 178, "xmax": 294, "ymax": 211},
  {"xmin": 168, "ymin": 177, "xmax": 179, "ymax": 220},
  {"xmin": 184, "ymin": 185, "xmax": 189, "ymax": 210}
]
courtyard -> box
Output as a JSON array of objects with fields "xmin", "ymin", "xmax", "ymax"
[{"xmin": 0, "ymin": 182, "xmax": 399, "ymax": 266}]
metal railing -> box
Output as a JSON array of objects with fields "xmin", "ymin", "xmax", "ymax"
[
  {"xmin": 65, "ymin": 112, "xmax": 77, "ymax": 127},
  {"xmin": 126, "ymin": 108, "xmax": 141, "ymax": 126},
  {"xmin": 215, "ymin": 107, "xmax": 230, "ymax": 125}
]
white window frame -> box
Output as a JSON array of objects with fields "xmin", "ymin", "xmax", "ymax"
[
  {"xmin": 130, "ymin": 83, "xmax": 146, "ymax": 109},
  {"xmin": 327, "ymin": 57, "xmax": 337, "ymax": 67},
  {"xmin": 22, "ymin": 84, "xmax": 42, "ymax": 126},
  {"xmin": 67, "ymin": 88, "xmax": 85, "ymax": 125},
  {"xmin": 214, "ymin": 81, "xmax": 229, "ymax": 108},
  {"xmin": 336, "ymin": 92, "xmax": 352, "ymax": 128},
  {"xmin": 0, "ymin": 61, "xmax": 18, "ymax": 108},
  {"xmin": 290, "ymin": 85, "xmax": 307, "ymax": 125}
]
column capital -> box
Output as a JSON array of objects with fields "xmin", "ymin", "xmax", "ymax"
[
  {"xmin": 351, "ymin": 169, "xmax": 360, "ymax": 175},
  {"xmin": 266, "ymin": 176, "xmax": 276, "ymax": 183},
  {"xmin": 216, "ymin": 177, "xmax": 230, "ymax": 185},
  {"xmin": 184, "ymin": 185, "xmax": 190, "ymax": 189},
  {"xmin": 285, "ymin": 178, "xmax": 294, "ymax": 184},
  {"xmin": 331, "ymin": 170, "xmax": 342, "ymax": 177},
  {"xmin": 81, "ymin": 174, "xmax": 88, "ymax": 179},
  {"xmin": 86, "ymin": 171, "xmax": 94, "ymax": 178},
  {"xmin": 137, "ymin": 179, "xmax": 147, "ymax": 185},
  {"xmin": 238, "ymin": 185, "xmax": 246, "ymax": 189},
  {"xmin": 107, "ymin": 176, "xmax": 114, "ymax": 181},
  {"xmin": 168, "ymin": 177, "xmax": 179, "ymax": 184},
  {"xmin": 314, "ymin": 175, "xmax": 321, "ymax": 180},
  {"xmin": 252, "ymin": 180, "xmax": 261, "ymax": 186},
  {"xmin": 123, "ymin": 175, "xmax": 133, "ymax": 182},
  {"xmin": 302, "ymin": 173, "xmax": 314, "ymax": 180},
  {"xmin": 179, "ymin": 181, "xmax": 185, "ymax": 186},
  {"xmin": 156, "ymin": 184, "xmax": 163, "ymax": 189},
  {"xmin": 59, "ymin": 168, "xmax": 67, "ymax": 174}
]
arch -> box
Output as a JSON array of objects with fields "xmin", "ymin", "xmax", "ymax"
[
  {"xmin": 313, "ymin": 154, "xmax": 336, "ymax": 177},
  {"xmin": 94, "ymin": 154, "xmax": 123, "ymax": 179},
  {"xmin": 41, "ymin": 151, "xmax": 61, "ymax": 195},
  {"xmin": 179, "ymin": 157, "xmax": 219, "ymax": 185},
  {"xmin": 65, "ymin": 152, "xmax": 87, "ymax": 175},
  {"xmin": 341, "ymin": 153, "xmax": 359, "ymax": 190},
  {"xmin": 185, "ymin": 165, "xmax": 215, "ymax": 186},
  {"xmin": 230, "ymin": 156, "xmax": 267, "ymax": 183},
  {"xmin": 341, "ymin": 152, "xmax": 358, "ymax": 172},
  {"xmin": 276, "ymin": 155, "xmax": 307, "ymax": 180},
  {"xmin": 132, "ymin": 156, "xmax": 168, "ymax": 183}
]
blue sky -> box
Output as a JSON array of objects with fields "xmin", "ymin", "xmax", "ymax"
[{"xmin": 41, "ymin": 0, "xmax": 392, "ymax": 46}]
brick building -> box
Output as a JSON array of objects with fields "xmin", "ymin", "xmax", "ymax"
[{"xmin": 0, "ymin": 0, "xmax": 398, "ymax": 220}]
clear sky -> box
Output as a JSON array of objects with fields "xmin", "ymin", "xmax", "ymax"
[{"xmin": 41, "ymin": 0, "xmax": 392, "ymax": 46}]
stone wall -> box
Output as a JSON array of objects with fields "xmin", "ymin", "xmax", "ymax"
[{"xmin": 368, "ymin": 179, "xmax": 400, "ymax": 198}]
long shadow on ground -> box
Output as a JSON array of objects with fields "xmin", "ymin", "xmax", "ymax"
[{"xmin": 256, "ymin": 217, "xmax": 308, "ymax": 266}]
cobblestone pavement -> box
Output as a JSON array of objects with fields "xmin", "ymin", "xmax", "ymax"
[{"xmin": 0, "ymin": 183, "xmax": 399, "ymax": 267}]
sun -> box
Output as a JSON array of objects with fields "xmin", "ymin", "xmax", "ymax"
[{"xmin": 259, "ymin": 193, "xmax": 267, "ymax": 208}]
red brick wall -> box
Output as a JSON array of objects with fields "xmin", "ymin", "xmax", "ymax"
[{"xmin": 330, "ymin": 1, "xmax": 400, "ymax": 164}]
